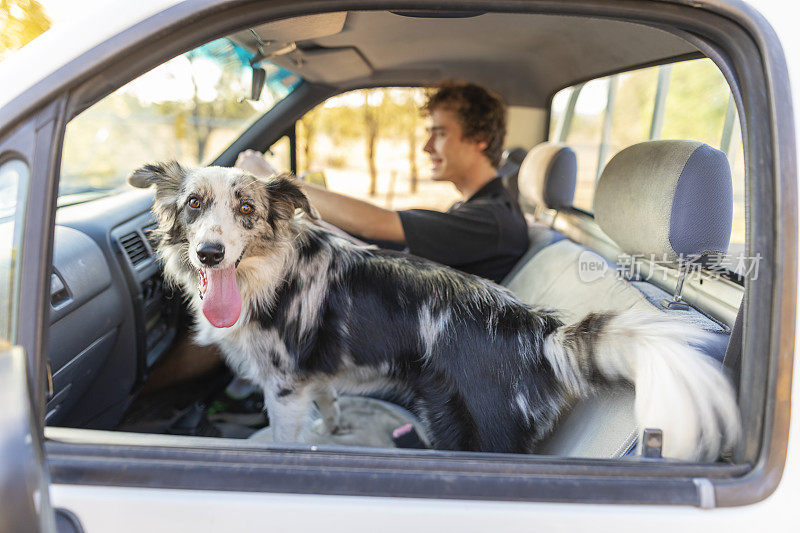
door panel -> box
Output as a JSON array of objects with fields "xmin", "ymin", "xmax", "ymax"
[{"xmin": 0, "ymin": 346, "xmax": 54, "ymax": 532}]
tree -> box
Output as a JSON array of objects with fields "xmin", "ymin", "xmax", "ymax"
[
  {"xmin": 298, "ymin": 105, "xmax": 323, "ymax": 173},
  {"xmin": 363, "ymin": 90, "xmax": 381, "ymax": 196},
  {"xmin": 407, "ymin": 102, "xmax": 420, "ymax": 194},
  {"xmin": 376, "ymin": 88, "xmax": 425, "ymax": 194},
  {"xmin": 295, "ymin": 88, "xmax": 425, "ymax": 198},
  {"xmin": 392, "ymin": 89, "xmax": 424, "ymax": 193},
  {"xmin": 0, "ymin": 0, "xmax": 51, "ymax": 60},
  {"xmin": 362, "ymin": 88, "xmax": 410, "ymax": 196},
  {"xmin": 156, "ymin": 43, "xmax": 257, "ymax": 164},
  {"xmin": 61, "ymin": 38, "xmax": 275, "ymax": 192}
]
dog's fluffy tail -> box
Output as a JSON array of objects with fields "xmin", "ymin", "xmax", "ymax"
[{"xmin": 543, "ymin": 310, "xmax": 740, "ymax": 462}]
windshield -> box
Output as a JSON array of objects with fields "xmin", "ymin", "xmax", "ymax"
[{"xmin": 60, "ymin": 38, "xmax": 301, "ymax": 200}]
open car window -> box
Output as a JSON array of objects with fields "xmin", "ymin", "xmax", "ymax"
[
  {"xmin": 59, "ymin": 37, "xmax": 302, "ymax": 204},
  {"xmin": 22, "ymin": 3, "xmax": 793, "ymax": 516}
]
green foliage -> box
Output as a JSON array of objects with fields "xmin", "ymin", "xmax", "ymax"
[
  {"xmin": 661, "ymin": 60, "xmax": 729, "ymax": 145},
  {"xmin": 564, "ymin": 59, "xmax": 729, "ymax": 152},
  {"xmin": 317, "ymin": 103, "xmax": 365, "ymax": 141},
  {"xmin": 609, "ymin": 66, "xmax": 659, "ymax": 148},
  {"xmin": 0, "ymin": 0, "xmax": 51, "ymax": 60},
  {"xmin": 560, "ymin": 58, "xmax": 737, "ymax": 212}
]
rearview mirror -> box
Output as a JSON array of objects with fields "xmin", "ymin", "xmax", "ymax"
[{"xmin": 250, "ymin": 67, "xmax": 266, "ymax": 101}]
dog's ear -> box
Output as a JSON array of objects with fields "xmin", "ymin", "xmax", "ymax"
[
  {"xmin": 264, "ymin": 174, "xmax": 316, "ymax": 221},
  {"xmin": 129, "ymin": 161, "xmax": 188, "ymax": 247},
  {"xmin": 128, "ymin": 161, "xmax": 186, "ymax": 193}
]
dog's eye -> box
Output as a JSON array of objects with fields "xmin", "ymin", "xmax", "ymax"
[
  {"xmin": 187, "ymin": 197, "xmax": 200, "ymax": 209},
  {"xmin": 240, "ymin": 203, "xmax": 254, "ymax": 215}
]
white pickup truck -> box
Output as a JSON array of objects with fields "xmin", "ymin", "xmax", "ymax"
[{"xmin": 0, "ymin": 0, "xmax": 797, "ymax": 530}]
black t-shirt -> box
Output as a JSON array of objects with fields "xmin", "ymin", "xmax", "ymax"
[{"xmin": 398, "ymin": 177, "xmax": 529, "ymax": 283}]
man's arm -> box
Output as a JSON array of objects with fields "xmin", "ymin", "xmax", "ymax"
[
  {"xmin": 301, "ymin": 182, "xmax": 405, "ymax": 242},
  {"xmin": 235, "ymin": 150, "xmax": 405, "ymax": 243}
]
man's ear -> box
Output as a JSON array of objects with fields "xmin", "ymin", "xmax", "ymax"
[{"xmin": 264, "ymin": 174, "xmax": 316, "ymax": 223}]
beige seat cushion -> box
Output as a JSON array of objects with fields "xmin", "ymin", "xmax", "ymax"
[{"xmin": 504, "ymin": 239, "xmax": 655, "ymax": 458}]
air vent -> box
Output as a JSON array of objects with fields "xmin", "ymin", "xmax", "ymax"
[
  {"xmin": 142, "ymin": 223, "xmax": 160, "ymax": 250},
  {"xmin": 119, "ymin": 232, "xmax": 149, "ymax": 266}
]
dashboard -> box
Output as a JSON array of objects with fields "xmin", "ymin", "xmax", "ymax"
[{"xmin": 47, "ymin": 189, "xmax": 180, "ymax": 429}]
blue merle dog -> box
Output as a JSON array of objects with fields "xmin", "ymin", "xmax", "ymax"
[{"xmin": 129, "ymin": 162, "xmax": 740, "ymax": 461}]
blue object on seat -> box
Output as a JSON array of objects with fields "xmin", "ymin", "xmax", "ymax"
[{"xmin": 498, "ymin": 146, "xmax": 528, "ymax": 202}]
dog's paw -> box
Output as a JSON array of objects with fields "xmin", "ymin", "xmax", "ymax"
[
  {"xmin": 320, "ymin": 406, "xmax": 341, "ymax": 434},
  {"xmin": 328, "ymin": 421, "xmax": 352, "ymax": 435}
]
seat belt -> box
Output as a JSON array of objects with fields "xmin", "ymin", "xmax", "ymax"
[{"xmin": 722, "ymin": 302, "xmax": 744, "ymax": 397}]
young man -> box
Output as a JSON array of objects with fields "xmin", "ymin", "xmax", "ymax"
[{"xmin": 236, "ymin": 81, "xmax": 528, "ymax": 283}]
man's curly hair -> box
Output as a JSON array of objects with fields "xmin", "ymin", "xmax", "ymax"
[{"xmin": 422, "ymin": 80, "xmax": 507, "ymax": 167}]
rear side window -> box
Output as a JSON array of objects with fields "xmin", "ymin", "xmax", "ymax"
[{"xmin": 550, "ymin": 59, "xmax": 745, "ymax": 251}]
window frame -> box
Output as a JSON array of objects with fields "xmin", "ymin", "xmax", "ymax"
[{"xmin": 10, "ymin": 0, "xmax": 791, "ymax": 508}]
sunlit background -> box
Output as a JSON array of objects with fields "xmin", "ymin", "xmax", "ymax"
[{"xmin": 3, "ymin": 1, "xmax": 746, "ymax": 242}]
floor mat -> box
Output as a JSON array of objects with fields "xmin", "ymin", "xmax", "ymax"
[
  {"xmin": 117, "ymin": 368, "xmax": 231, "ymax": 434},
  {"xmin": 118, "ymin": 370, "xmax": 269, "ymax": 438}
]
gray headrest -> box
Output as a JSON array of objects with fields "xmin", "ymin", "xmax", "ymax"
[
  {"xmin": 517, "ymin": 142, "xmax": 577, "ymax": 211},
  {"xmin": 594, "ymin": 140, "xmax": 732, "ymax": 260}
]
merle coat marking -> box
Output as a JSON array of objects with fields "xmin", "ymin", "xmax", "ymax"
[{"xmin": 129, "ymin": 162, "xmax": 740, "ymax": 461}]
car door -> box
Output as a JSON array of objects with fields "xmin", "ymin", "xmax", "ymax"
[
  {"xmin": 0, "ymin": 104, "xmax": 65, "ymax": 532},
  {"xmin": 0, "ymin": 346, "xmax": 54, "ymax": 533},
  {"xmin": 2, "ymin": 0, "xmax": 798, "ymax": 530}
]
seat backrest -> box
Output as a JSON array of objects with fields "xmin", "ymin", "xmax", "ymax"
[
  {"xmin": 501, "ymin": 142, "xmax": 578, "ymax": 282},
  {"xmin": 516, "ymin": 141, "xmax": 577, "ymax": 215},
  {"xmin": 504, "ymin": 139, "xmax": 733, "ymax": 458},
  {"xmin": 594, "ymin": 140, "xmax": 732, "ymax": 262}
]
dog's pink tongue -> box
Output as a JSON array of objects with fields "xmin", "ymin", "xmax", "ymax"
[{"xmin": 202, "ymin": 265, "xmax": 241, "ymax": 328}]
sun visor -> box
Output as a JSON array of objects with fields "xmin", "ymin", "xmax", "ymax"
[
  {"xmin": 229, "ymin": 12, "xmax": 348, "ymax": 65},
  {"xmin": 245, "ymin": 12, "xmax": 347, "ymax": 43},
  {"xmin": 272, "ymin": 48, "xmax": 373, "ymax": 84}
]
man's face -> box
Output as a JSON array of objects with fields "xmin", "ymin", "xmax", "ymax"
[{"xmin": 423, "ymin": 107, "xmax": 487, "ymax": 184}]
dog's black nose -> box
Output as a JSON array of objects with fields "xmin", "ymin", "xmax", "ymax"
[{"xmin": 197, "ymin": 242, "xmax": 225, "ymax": 266}]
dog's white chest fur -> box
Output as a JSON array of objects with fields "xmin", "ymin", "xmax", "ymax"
[{"xmin": 197, "ymin": 320, "xmax": 279, "ymax": 383}]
